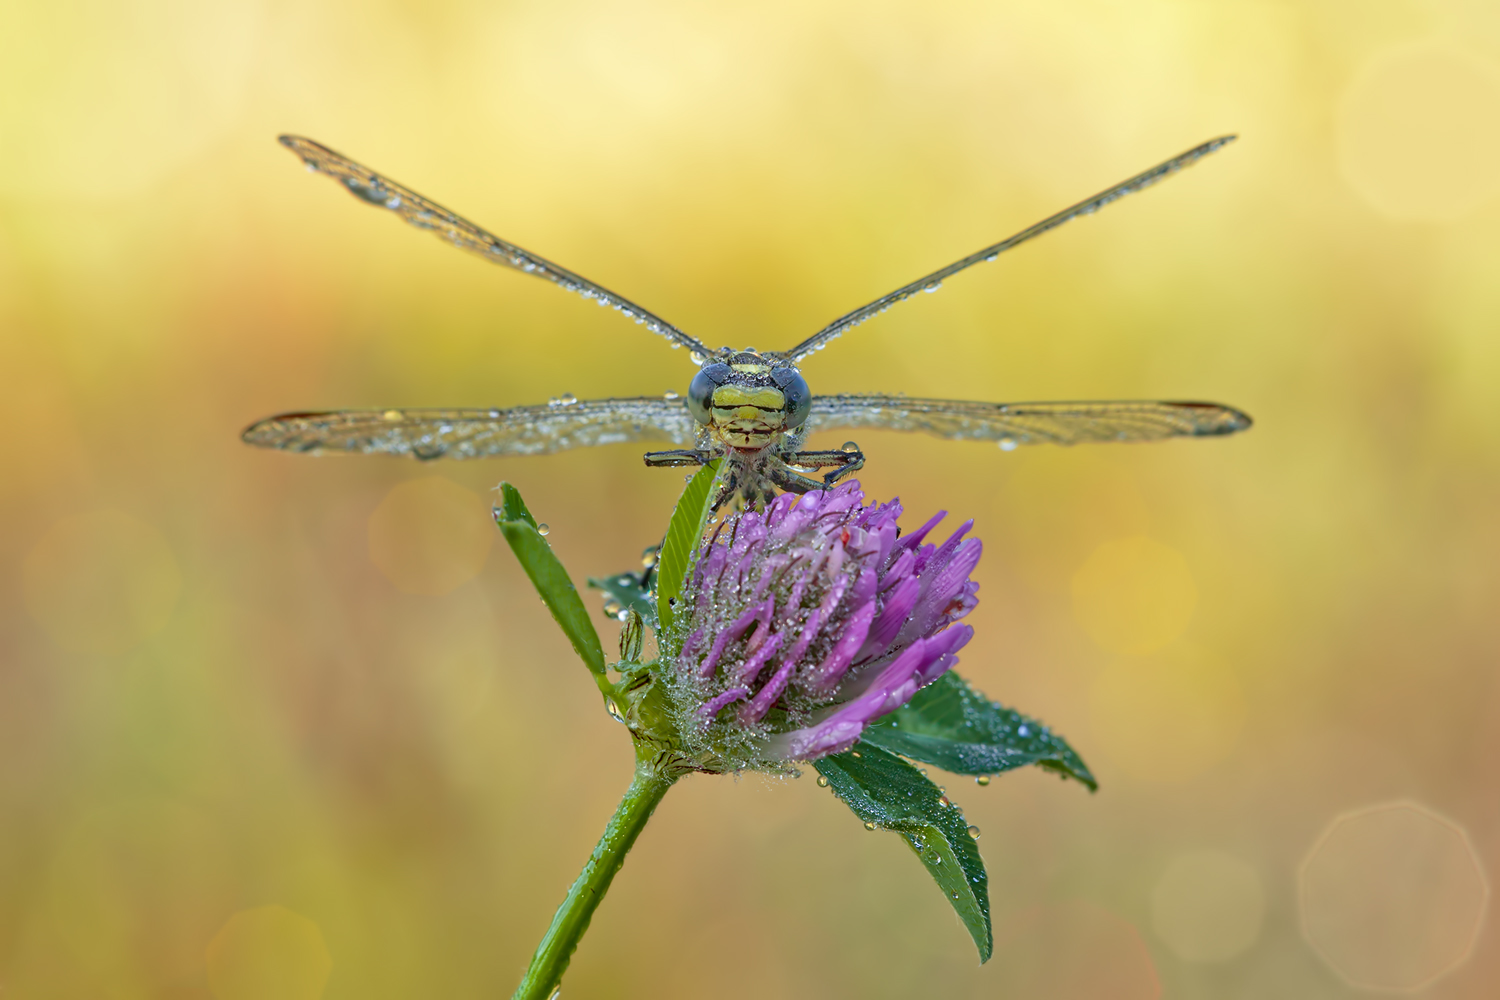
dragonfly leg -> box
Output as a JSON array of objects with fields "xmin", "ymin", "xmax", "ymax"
[
  {"xmin": 768, "ymin": 460, "xmax": 828, "ymax": 495},
  {"xmin": 643, "ymin": 449, "xmax": 712, "ymax": 468},
  {"xmin": 710, "ymin": 468, "xmax": 743, "ymax": 513},
  {"xmin": 787, "ymin": 446, "xmax": 865, "ymax": 486}
]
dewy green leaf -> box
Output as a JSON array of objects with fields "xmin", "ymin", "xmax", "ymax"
[
  {"xmin": 814, "ymin": 745, "xmax": 992, "ymax": 962},
  {"xmin": 495, "ymin": 483, "xmax": 607, "ymax": 681},
  {"xmin": 586, "ymin": 572, "xmax": 656, "ymax": 626},
  {"xmin": 861, "ymin": 671, "xmax": 1096, "ymax": 789},
  {"xmin": 654, "ymin": 459, "xmax": 722, "ymax": 640}
]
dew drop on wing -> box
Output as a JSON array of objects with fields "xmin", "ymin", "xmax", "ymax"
[
  {"xmin": 922, "ymin": 281, "xmax": 942, "ymax": 293},
  {"xmin": 344, "ymin": 178, "xmax": 386, "ymax": 204},
  {"xmin": 998, "ymin": 438, "xmax": 1017, "ymax": 452},
  {"xmin": 489, "ymin": 408, "xmax": 501, "ymax": 419}
]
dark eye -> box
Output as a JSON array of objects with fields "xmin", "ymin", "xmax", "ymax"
[
  {"xmin": 687, "ymin": 363, "xmax": 730, "ymax": 423},
  {"xmin": 771, "ymin": 367, "xmax": 811, "ymax": 428}
]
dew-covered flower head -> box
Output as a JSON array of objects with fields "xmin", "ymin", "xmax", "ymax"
[{"xmin": 666, "ymin": 481, "xmax": 980, "ymax": 768}]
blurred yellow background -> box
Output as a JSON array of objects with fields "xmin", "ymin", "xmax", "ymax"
[{"xmin": 3, "ymin": 0, "xmax": 1499, "ymax": 996}]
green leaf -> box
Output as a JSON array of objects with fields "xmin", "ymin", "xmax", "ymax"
[
  {"xmin": 494, "ymin": 483, "xmax": 607, "ymax": 680},
  {"xmin": 654, "ymin": 459, "xmax": 722, "ymax": 640},
  {"xmin": 814, "ymin": 745, "xmax": 991, "ymax": 962},
  {"xmin": 586, "ymin": 571, "xmax": 656, "ymax": 626},
  {"xmin": 862, "ymin": 671, "xmax": 1096, "ymax": 790}
]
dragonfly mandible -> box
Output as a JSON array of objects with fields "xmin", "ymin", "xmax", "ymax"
[{"xmin": 243, "ymin": 135, "xmax": 1252, "ymax": 509}]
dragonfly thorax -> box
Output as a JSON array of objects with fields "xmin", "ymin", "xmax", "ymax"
[{"xmin": 686, "ymin": 351, "xmax": 811, "ymax": 450}]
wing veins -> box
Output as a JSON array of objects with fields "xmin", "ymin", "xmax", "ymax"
[
  {"xmin": 242, "ymin": 398, "xmax": 699, "ymax": 460},
  {"xmin": 808, "ymin": 394, "xmax": 1252, "ymax": 446},
  {"xmin": 279, "ymin": 135, "xmax": 712, "ymax": 358},
  {"xmin": 778, "ymin": 136, "xmax": 1237, "ymax": 363}
]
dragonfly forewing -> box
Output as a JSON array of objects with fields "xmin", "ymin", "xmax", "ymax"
[
  {"xmin": 242, "ymin": 398, "xmax": 699, "ymax": 460},
  {"xmin": 808, "ymin": 395, "xmax": 1251, "ymax": 447},
  {"xmin": 775, "ymin": 136, "xmax": 1237, "ymax": 364},
  {"xmin": 279, "ymin": 136, "xmax": 712, "ymax": 357}
]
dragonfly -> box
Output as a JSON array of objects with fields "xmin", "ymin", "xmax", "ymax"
[{"xmin": 244, "ymin": 134, "xmax": 1252, "ymax": 509}]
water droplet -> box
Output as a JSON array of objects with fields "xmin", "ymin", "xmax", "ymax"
[
  {"xmin": 998, "ymin": 438, "xmax": 1018, "ymax": 452},
  {"xmin": 641, "ymin": 549, "xmax": 659, "ymax": 569},
  {"xmin": 605, "ymin": 701, "xmax": 624, "ymax": 723},
  {"xmin": 951, "ymin": 890, "xmax": 961, "ymax": 899},
  {"xmin": 975, "ymin": 775, "xmax": 991, "ymax": 786},
  {"xmin": 383, "ymin": 409, "xmax": 405, "ymax": 421},
  {"xmin": 663, "ymin": 390, "xmax": 681, "ymax": 401},
  {"xmin": 559, "ymin": 392, "xmax": 578, "ymax": 405},
  {"xmin": 816, "ymin": 775, "xmax": 829, "ymax": 788},
  {"xmin": 840, "ymin": 440, "xmax": 860, "ymax": 453},
  {"xmin": 488, "ymin": 408, "xmax": 501, "ymax": 419},
  {"xmin": 938, "ymin": 796, "xmax": 951, "ymax": 808},
  {"xmin": 603, "ymin": 599, "xmax": 623, "ymax": 617},
  {"xmin": 385, "ymin": 195, "xmax": 402, "ymax": 209},
  {"xmin": 690, "ymin": 351, "xmax": 707, "ymax": 365},
  {"xmin": 863, "ymin": 821, "xmax": 876, "ymax": 831},
  {"xmin": 537, "ymin": 523, "xmax": 551, "ymax": 536},
  {"xmin": 850, "ymin": 750, "xmax": 862, "ymax": 758},
  {"xmin": 967, "ymin": 825, "xmax": 981, "ymax": 839},
  {"xmin": 923, "ymin": 281, "xmax": 942, "ymax": 293},
  {"xmin": 1017, "ymin": 724, "xmax": 1029, "ymax": 737}
]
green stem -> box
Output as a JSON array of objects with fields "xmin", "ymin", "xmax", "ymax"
[{"xmin": 510, "ymin": 753, "xmax": 678, "ymax": 1000}]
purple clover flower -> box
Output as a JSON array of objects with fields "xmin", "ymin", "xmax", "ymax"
[{"xmin": 667, "ymin": 480, "xmax": 981, "ymax": 768}]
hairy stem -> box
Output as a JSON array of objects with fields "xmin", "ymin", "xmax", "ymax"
[{"xmin": 510, "ymin": 753, "xmax": 677, "ymax": 1000}]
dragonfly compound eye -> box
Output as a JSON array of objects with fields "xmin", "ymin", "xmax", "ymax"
[
  {"xmin": 771, "ymin": 367, "xmax": 811, "ymax": 428},
  {"xmin": 687, "ymin": 363, "xmax": 732, "ymax": 423}
]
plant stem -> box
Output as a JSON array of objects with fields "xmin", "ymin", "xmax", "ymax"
[{"xmin": 510, "ymin": 754, "xmax": 678, "ymax": 1000}]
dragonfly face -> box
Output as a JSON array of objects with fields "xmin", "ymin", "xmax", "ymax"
[
  {"xmin": 687, "ymin": 352, "xmax": 812, "ymax": 451},
  {"xmin": 242, "ymin": 134, "xmax": 1252, "ymax": 512}
]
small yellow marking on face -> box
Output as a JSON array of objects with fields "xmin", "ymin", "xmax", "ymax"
[{"xmin": 713, "ymin": 386, "xmax": 785, "ymax": 410}]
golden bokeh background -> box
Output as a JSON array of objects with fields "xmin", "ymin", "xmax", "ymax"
[{"xmin": 2, "ymin": 0, "xmax": 1498, "ymax": 996}]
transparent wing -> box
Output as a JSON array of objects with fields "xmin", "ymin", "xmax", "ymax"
[
  {"xmin": 242, "ymin": 398, "xmax": 700, "ymax": 460},
  {"xmin": 808, "ymin": 395, "xmax": 1251, "ymax": 446},
  {"xmin": 279, "ymin": 136, "xmax": 713, "ymax": 358},
  {"xmin": 777, "ymin": 136, "xmax": 1237, "ymax": 363}
]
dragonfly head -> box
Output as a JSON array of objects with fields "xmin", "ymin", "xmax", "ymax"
[{"xmin": 687, "ymin": 351, "xmax": 811, "ymax": 449}]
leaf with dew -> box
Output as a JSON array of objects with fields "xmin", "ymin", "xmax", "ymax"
[
  {"xmin": 814, "ymin": 744, "xmax": 992, "ymax": 962},
  {"xmin": 654, "ymin": 459, "xmax": 723, "ymax": 641},
  {"xmin": 495, "ymin": 482, "xmax": 607, "ymax": 680},
  {"xmin": 862, "ymin": 671, "xmax": 1096, "ymax": 789},
  {"xmin": 586, "ymin": 571, "xmax": 656, "ymax": 626}
]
